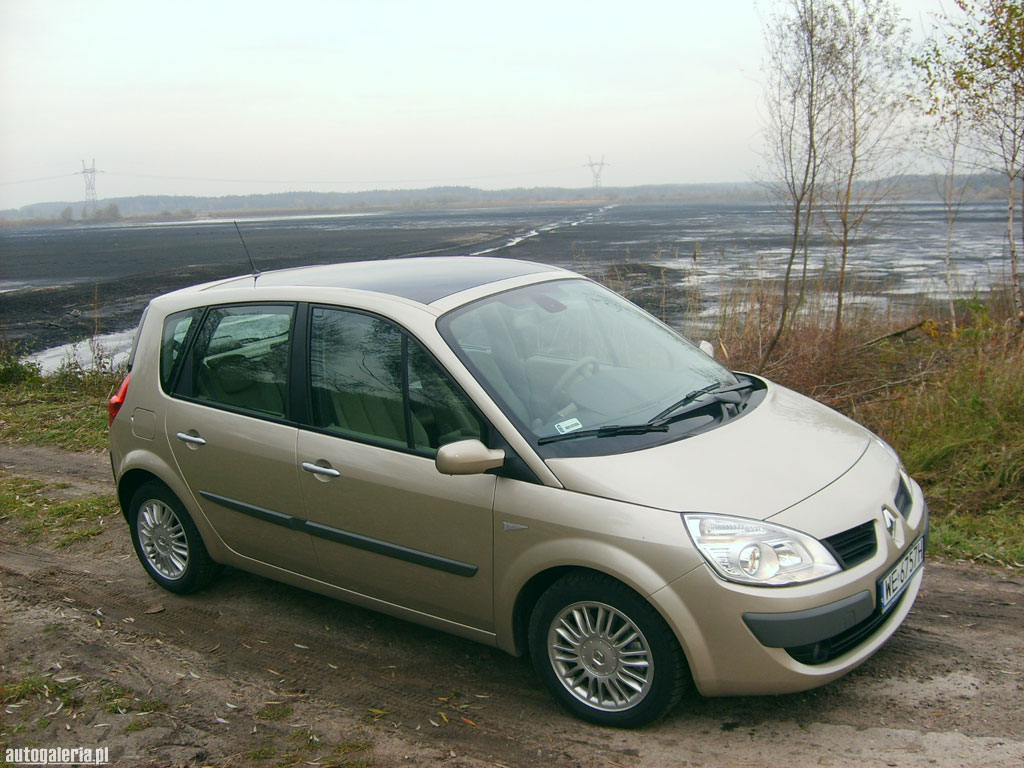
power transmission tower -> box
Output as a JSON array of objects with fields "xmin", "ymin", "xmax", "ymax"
[
  {"xmin": 585, "ymin": 155, "xmax": 608, "ymax": 188},
  {"xmin": 77, "ymin": 159, "xmax": 99, "ymax": 216}
]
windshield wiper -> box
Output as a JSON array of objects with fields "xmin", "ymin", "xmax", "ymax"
[
  {"xmin": 537, "ymin": 422, "xmax": 670, "ymax": 445},
  {"xmin": 647, "ymin": 379, "xmax": 756, "ymax": 427},
  {"xmin": 537, "ymin": 379, "xmax": 758, "ymax": 445}
]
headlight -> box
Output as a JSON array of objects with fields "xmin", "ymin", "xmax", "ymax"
[{"xmin": 683, "ymin": 514, "xmax": 841, "ymax": 586}]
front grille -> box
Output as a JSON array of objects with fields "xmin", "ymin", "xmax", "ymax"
[
  {"xmin": 824, "ymin": 520, "xmax": 877, "ymax": 569},
  {"xmin": 786, "ymin": 589, "xmax": 908, "ymax": 665}
]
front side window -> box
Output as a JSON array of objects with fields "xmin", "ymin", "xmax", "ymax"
[
  {"xmin": 309, "ymin": 307, "xmax": 484, "ymax": 453},
  {"xmin": 310, "ymin": 308, "xmax": 406, "ymax": 447},
  {"xmin": 188, "ymin": 304, "xmax": 294, "ymax": 418},
  {"xmin": 407, "ymin": 342, "xmax": 486, "ymax": 451}
]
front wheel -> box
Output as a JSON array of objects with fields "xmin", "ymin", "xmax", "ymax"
[
  {"xmin": 128, "ymin": 481, "xmax": 218, "ymax": 594},
  {"xmin": 529, "ymin": 572, "xmax": 688, "ymax": 727}
]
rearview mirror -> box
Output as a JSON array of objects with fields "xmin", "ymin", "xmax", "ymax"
[
  {"xmin": 699, "ymin": 340, "xmax": 715, "ymax": 358},
  {"xmin": 435, "ymin": 439, "xmax": 505, "ymax": 475}
]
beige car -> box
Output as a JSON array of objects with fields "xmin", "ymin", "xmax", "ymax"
[{"xmin": 108, "ymin": 256, "xmax": 927, "ymax": 727}]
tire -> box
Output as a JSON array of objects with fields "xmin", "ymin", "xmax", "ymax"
[
  {"xmin": 529, "ymin": 571, "xmax": 688, "ymax": 727},
  {"xmin": 128, "ymin": 480, "xmax": 218, "ymax": 594}
]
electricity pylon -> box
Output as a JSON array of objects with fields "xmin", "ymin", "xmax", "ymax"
[
  {"xmin": 585, "ymin": 155, "xmax": 608, "ymax": 188},
  {"xmin": 77, "ymin": 159, "xmax": 99, "ymax": 216}
]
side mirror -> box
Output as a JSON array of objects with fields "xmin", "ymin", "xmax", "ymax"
[
  {"xmin": 699, "ymin": 340, "xmax": 715, "ymax": 358},
  {"xmin": 435, "ymin": 439, "xmax": 505, "ymax": 476}
]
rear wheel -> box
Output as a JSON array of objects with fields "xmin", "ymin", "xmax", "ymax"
[
  {"xmin": 128, "ymin": 481, "xmax": 218, "ymax": 594},
  {"xmin": 529, "ymin": 571, "xmax": 688, "ymax": 727}
]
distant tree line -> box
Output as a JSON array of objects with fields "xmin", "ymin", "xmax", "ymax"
[
  {"xmin": 55, "ymin": 203, "xmax": 120, "ymax": 223},
  {"xmin": 1, "ymin": 176, "xmax": 1012, "ymax": 226},
  {"xmin": 3, "ymin": 184, "xmax": 769, "ymax": 222}
]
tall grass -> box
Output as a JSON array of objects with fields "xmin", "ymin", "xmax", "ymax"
[
  {"xmin": 860, "ymin": 329, "xmax": 1023, "ymax": 566},
  {"xmin": 0, "ymin": 335, "xmax": 124, "ymax": 452},
  {"xmin": 711, "ymin": 285, "xmax": 1023, "ymax": 567}
]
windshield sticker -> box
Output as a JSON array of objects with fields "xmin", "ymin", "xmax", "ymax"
[{"xmin": 555, "ymin": 418, "xmax": 583, "ymax": 435}]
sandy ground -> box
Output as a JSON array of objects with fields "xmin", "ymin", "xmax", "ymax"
[{"xmin": 1, "ymin": 444, "xmax": 1022, "ymax": 768}]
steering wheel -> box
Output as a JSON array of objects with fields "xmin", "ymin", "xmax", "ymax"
[{"xmin": 552, "ymin": 356, "xmax": 600, "ymax": 397}]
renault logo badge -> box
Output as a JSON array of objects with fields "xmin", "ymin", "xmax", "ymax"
[{"xmin": 883, "ymin": 508, "xmax": 898, "ymax": 540}]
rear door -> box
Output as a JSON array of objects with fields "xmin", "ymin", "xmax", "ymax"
[
  {"xmin": 165, "ymin": 303, "xmax": 317, "ymax": 575},
  {"xmin": 295, "ymin": 306, "xmax": 496, "ymax": 630}
]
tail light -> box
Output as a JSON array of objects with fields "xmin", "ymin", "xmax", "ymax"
[{"xmin": 108, "ymin": 375, "xmax": 130, "ymax": 426}]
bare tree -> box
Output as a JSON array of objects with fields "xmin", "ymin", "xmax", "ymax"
[
  {"xmin": 914, "ymin": 36, "xmax": 977, "ymax": 333},
  {"xmin": 962, "ymin": 0, "xmax": 1024, "ymax": 324},
  {"xmin": 920, "ymin": 1, "xmax": 1024, "ymax": 323},
  {"xmin": 937, "ymin": 109, "xmax": 973, "ymax": 333},
  {"xmin": 935, "ymin": 108, "xmax": 974, "ymax": 332},
  {"xmin": 757, "ymin": 0, "xmax": 838, "ymax": 370},
  {"xmin": 818, "ymin": 0, "xmax": 911, "ymax": 339},
  {"xmin": 758, "ymin": 0, "xmax": 910, "ymax": 357}
]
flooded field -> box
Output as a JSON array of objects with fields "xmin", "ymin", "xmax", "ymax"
[{"xmin": 0, "ymin": 200, "xmax": 1012, "ymax": 367}]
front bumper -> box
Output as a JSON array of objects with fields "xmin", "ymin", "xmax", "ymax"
[
  {"xmin": 654, "ymin": 562, "xmax": 924, "ymax": 696},
  {"xmin": 652, "ymin": 453, "xmax": 929, "ymax": 697},
  {"xmin": 742, "ymin": 589, "xmax": 874, "ymax": 648}
]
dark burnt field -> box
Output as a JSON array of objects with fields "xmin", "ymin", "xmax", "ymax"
[
  {"xmin": 0, "ymin": 207, "xmax": 586, "ymax": 352},
  {"xmin": 1, "ymin": 199, "xmax": 1007, "ymax": 355}
]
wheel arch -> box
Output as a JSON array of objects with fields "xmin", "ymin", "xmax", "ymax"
[
  {"xmin": 116, "ymin": 468, "xmax": 163, "ymax": 520},
  {"xmin": 508, "ymin": 564, "xmax": 691, "ymax": 663},
  {"xmin": 114, "ymin": 458, "xmax": 227, "ymax": 563},
  {"xmin": 510, "ymin": 565, "xmax": 578, "ymax": 657}
]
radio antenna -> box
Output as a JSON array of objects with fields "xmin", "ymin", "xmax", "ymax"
[{"xmin": 233, "ymin": 221, "xmax": 261, "ymax": 278}]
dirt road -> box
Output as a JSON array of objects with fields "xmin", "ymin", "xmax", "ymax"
[{"xmin": 1, "ymin": 444, "xmax": 1022, "ymax": 767}]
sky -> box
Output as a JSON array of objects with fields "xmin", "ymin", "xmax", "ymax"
[{"xmin": 0, "ymin": 0, "xmax": 948, "ymax": 211}]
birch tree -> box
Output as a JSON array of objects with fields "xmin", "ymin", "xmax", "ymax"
[
  {"xmin": 944, "ymin": 1, "xmax": 1024, "ymax": 323},
  {"xmin": 759, "ymin": 0, "xmax": 909, "ymax": 356},
  {"xmin": 818, "ymin": 0, "xmax": 910, "ymax": 339},
  {"xmin": 758, "ymin": 0, "xmax": 838, "ymax": 370}
]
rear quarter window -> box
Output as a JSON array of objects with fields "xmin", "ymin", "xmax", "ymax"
[
  {"xmin": 160, "ymin": 308, "xmax": 201, "ymax": 392},
  {"xmin": 127, "ymin": 304, "xmax": 150, "ymax": 372}
]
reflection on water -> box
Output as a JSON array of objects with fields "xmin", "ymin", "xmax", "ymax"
[{"xmin": 27, "ymin": 330, "xmax": 135, "ymax": 375}]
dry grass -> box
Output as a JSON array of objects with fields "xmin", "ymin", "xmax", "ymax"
[{"xmin": 710, "ymin": 284, "xmax": 1024, "ymax": 566}]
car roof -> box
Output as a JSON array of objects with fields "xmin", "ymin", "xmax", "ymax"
[{"xmin": 206, "ymin": 256, "xmax": 566, "ymax": 305}]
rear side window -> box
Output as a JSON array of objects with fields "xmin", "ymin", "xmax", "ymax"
[
  {"xmin": 160, "ymin": 309, "xmax": 200, "ymax": 391},
  {"xmin": 309, "ymin": 307, "xmax": 485, "ymax": 454},
  {"xmin": 185, "ymin": 304, "xmax": 294, "ymax": 418}
]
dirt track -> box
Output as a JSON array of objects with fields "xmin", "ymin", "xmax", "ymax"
[{"xmin": 1, "ymin": 444, "xmax": 1022, "ymax": 767}]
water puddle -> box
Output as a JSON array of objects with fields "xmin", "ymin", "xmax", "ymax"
[{"xmin": 25, "ymin": 330, "xmax": 136, "ymax": 375}]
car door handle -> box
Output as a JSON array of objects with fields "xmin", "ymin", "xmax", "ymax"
[
  {"xmin": 176, "ymin": 431, "xmax": 207, "ymax": 446},
  {"xmin": 301, "ymin": 461, "xmax": 341, "ymax": 478}
]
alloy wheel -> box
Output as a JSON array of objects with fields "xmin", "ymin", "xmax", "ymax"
[
  {"xmin": 136, "ymin": 498, "xmax": 189, "ymax": 580},
  {"xmin": 547, "ymin": 600, "xmax": 654, "ymax": 712}
]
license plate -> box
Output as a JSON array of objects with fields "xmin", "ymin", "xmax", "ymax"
[{"xmin": 879, "ymin": 536, "xmax": 925, "ymax": 614}]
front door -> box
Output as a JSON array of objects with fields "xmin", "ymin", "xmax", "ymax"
[{"xmin": 296, "ymin": 306, "xmax": 495, "ymax": 629}]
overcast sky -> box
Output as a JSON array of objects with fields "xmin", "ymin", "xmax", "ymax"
[{"xmin": 1, "ymin": 0, "xmax": 946, "ymax": 210}]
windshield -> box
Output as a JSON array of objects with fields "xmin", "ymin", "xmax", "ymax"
[{"xmin": 438, "ymin": 278, "xmax": 739, "ymax": 455}]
